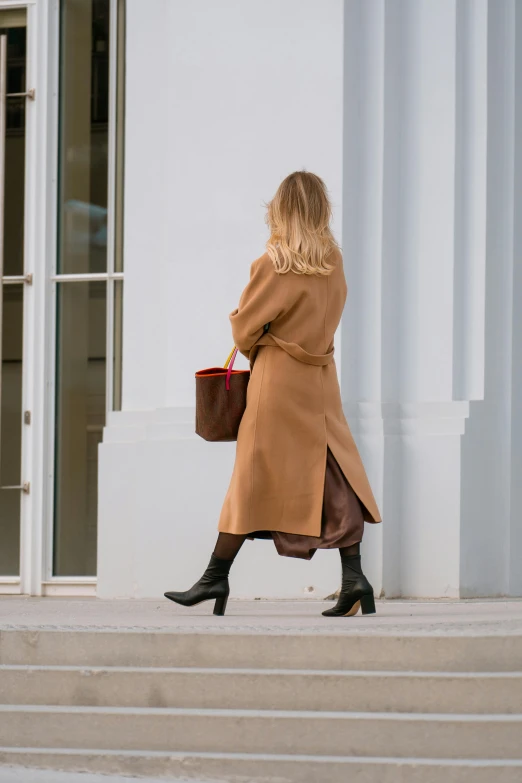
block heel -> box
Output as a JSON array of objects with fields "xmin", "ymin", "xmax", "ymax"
[
  {"xmin": 213, "ymin": 595, "xmax": 228, "ymax": 616},
  {"xmin": 360, "ymin": 592, "xmax": 376, "ymax": 615},
  {"xmin": 322, "ymin": 556, "xmax": 376, "ymax": 617},
  {"xmin": 164, "ymin": 554, "xmax": 232, "ymax": 613}
]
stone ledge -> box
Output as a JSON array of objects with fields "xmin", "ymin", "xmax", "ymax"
[{"xmin": 1, "ymin": 598, "xmax": 521, "ymax": 637}]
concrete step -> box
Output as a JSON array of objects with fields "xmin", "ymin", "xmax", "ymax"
[
  {"xmin": 0, "ymin": 706, "xmax": 521, "ymax": 760},
  {"xmin": 0, "ymin": 767, "xmax": 200, "ymax": 783},
  {"xmin": 2, "ymin": 750, "xmax": 522, "ymax": 783},
  {"xmin": 2, "ymin": 664, "xmax": 522, "ymax": 714},
  {"xmin": 2, "ymin": 629, "xmax": 522, "ymax": 671}
]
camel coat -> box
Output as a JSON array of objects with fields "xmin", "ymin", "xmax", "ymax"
[{"xmin": 218, "ymin": 249, "xmax": 381, "ymax": 538}]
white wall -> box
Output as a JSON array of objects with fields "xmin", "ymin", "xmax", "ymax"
[
  {"xmin": 98, "ymin": 0, "xmax": 344, "ymax": 598},
  {"xmin": 99, "ymin": 0, "xmax": 522, "ymax": 600}
]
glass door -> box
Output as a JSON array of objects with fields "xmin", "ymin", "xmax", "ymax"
[{"xmin": 0, "ymin": 8, "xmax": 30, "ymax": 584}]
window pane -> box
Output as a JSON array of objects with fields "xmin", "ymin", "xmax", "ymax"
[
  {"xmin": 53, "ymin": 281, "xmax": 106, "ymax": 576},
  {"xmin": 0, "ymin": 286, "xmax": 23, "ymax": 576},
  {"xmin": 3, "ymin": 24, "xmax": 26, "ymax": 276},
  {"xmin": 57, "ymin": 0, "xmax": 110, "ymax": 275}
]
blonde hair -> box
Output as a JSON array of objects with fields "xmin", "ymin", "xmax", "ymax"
[{"xmin": 265, "ymin": 171, "xmax": 338, "ymax": 275}]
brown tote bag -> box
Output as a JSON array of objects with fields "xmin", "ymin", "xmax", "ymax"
[{"xmin": 195, "ymin": 347, "xmax": 250, "ymax": 442}]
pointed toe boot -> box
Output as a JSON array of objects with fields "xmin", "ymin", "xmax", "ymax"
[{"xmin": 164, "ymin": 554, "xmax": 232, "ymax": 616}]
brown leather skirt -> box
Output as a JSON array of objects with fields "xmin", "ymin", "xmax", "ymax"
[{"xmin": 249, "ymin": 447, "xmax": 365, "ymax": 560}]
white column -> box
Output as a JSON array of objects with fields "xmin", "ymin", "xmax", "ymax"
[
  {"xmin": 453, "ymin": 0, "xmax": 488, "ymax": 402},
  {"xmin": 342, "ymin": 0, "xmax": 489, "ymax": 597},
  {"xmin": 381, "ymin": 0, "xmax": 469, "ymax": 598},
  {"xmin": 342, "ymin": 0, "xmax": 385, "ymax": 594},
  {"xmin": 460, "ymin": 0, "xmax": 517, "ymax": 597},
  {"xmin": 391, "ymin": 0, "xmax": 466, "ymax": 597}
]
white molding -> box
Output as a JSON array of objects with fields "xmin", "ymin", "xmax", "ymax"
[
  {"xmin": 0, "ymin": 1, "xmax": 35, "ymax": 8},
  {"xmin": 0, "ymin": 579, "xmax": 21, "ymax": 595},
  {"xmin": 42, "ymin": 579, "xmax": 97, "ymax": 597}
]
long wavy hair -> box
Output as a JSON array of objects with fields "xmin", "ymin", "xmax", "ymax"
[{"xmin": 265, "ymin": 171, "xmax": 338, "ymax": 275}]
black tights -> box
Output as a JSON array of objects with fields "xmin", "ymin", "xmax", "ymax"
[
  {"xmin": 339, "ymin": 542, "xmax": 360, "ymax": 557},
  {"xmin": 213, "ymin": 533, "xmax": 247, "ymax": 561},
  {"xmin": 213, "ymin": 533, "xmax": 360, "ymax": 561}
]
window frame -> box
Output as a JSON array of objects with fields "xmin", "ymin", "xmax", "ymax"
[{"xmin": 44, "ymin": 0, "xmax": 124, "ymax": 585}]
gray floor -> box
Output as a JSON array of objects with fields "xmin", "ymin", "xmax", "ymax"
[{"xmin": 1, "ymin": 597, "xmax": 522, "ymax": 636}]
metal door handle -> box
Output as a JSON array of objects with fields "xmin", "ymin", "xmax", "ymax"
[
  {"xmin": 6, "ymin": 88, "xmax": 34, "ymax": 100},
  {"xmin": 1, "ymin": 273, "xmax": 32, "ymax": 285},
  {"xmin": 0, "ymin": 482, "xmax": 30, "ymax": 494}
]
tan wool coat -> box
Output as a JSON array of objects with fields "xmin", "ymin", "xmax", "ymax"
[{"xmin": 218, "ymin": 249, "xmax": 382, "ymax": 538}]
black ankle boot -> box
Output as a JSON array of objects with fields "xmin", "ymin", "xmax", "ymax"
[
  {"xmin": 322, "ymin": 554, "xmax": 376, "ymax": 617},
  {"xmin": 164, "ymin": 554, "xmax": 232, "ymax": 616}
]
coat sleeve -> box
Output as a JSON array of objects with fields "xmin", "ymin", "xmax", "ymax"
[{"xmin": 230, "ymin": 256, "xmax": 291, "ymax": 356}]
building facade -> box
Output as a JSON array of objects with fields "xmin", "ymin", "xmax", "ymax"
[{"xmin": 1, "ymin": 0, "xmax": 521, "ymax": 599}]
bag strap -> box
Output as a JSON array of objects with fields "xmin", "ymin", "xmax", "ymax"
[
  {"xmin": 224, "ymin": 346, "xmax": 238, "ymax": 391},
  {"xmin": 224, "ymin": 347, "xmax": 236, "ymax": 369}
]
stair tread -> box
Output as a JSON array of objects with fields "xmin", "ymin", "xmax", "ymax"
[
  {"xmin": 2, "ymin": 748, "xmax": 522, "ymax": 766},
  {"xmin": 1, "ymin": 704, "xmax": 521, "ymax": 720},
  {"xmin": 2, "ymin": 664, "xmax": 522, "ymax": 677}
]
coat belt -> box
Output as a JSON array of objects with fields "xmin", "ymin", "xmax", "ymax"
[{"xmin": 253, "ymin": 333, "xmax": 334, "ymax": 366}]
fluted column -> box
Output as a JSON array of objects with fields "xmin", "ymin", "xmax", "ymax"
[
  {"xmin": 453, "ymin": 0, "xmax": 488, "ymax": 402},
  {"xmin": 342, "ymin": 0, "xmax": 385, "ymax": 593},
  {"xmin": 460, "ymin": 0, "xmax": 521, "ymax": 597},
  {"xmin": 341, "ymin": 0, "xmax": 488, "ymax": 596}
]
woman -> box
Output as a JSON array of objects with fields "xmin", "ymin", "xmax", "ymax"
[{"xmin": 165, "ymin": 171, "xmax": 381, "ymax": 617}]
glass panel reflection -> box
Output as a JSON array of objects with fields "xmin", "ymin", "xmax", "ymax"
[
  {"xmin": 58, "ymin": 0, "xmax": 110, "ymax": 275},
  {"xmin": 53, "ymin": 282, "xmax": 106, "ymax": 576}
]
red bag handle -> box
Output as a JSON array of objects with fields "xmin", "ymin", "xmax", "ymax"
[{"xmin": 225, "ymin": 347, "xmax": 238, "ymax": 391}]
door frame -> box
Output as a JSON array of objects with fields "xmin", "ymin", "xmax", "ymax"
[
  {"xmin": 0, "ymin": 0, "xmax": 89, "ymax": 597},
  {"xmin": 1, "ymin": 0, "xmax": 121, "ymax": 596},
  {"xmin": 43, "ymin": 0, "xmax": 122, "ymax": 596}
]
